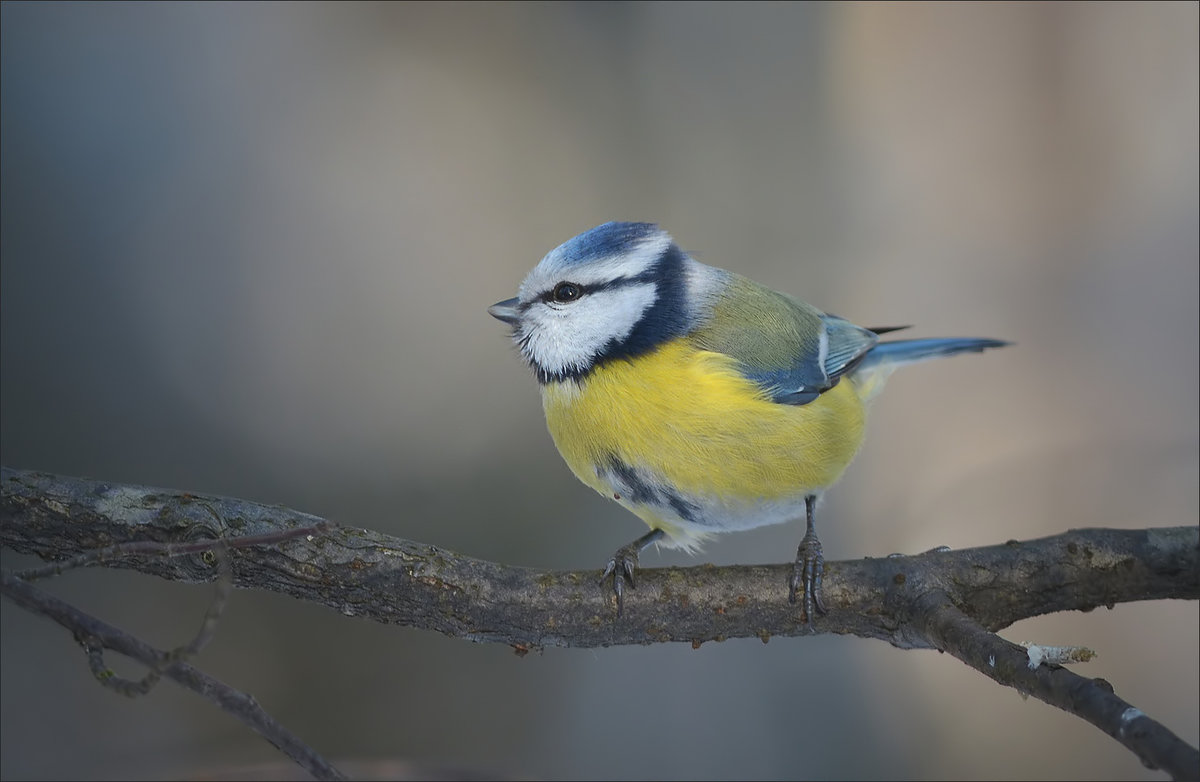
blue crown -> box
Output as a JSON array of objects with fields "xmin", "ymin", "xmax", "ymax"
[{"xmin": 542, "ymin": 221, "xmax": 663, "ymax": 270}]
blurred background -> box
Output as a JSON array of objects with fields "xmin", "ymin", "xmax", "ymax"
[{"xmin": 2, "ymin": 2, "xmax": 1196, "ymax": 779}]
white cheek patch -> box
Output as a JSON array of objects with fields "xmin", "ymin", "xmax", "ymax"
[{"xmin": 518, "ymin": 283, "xmax": 658, "ymax": 377}]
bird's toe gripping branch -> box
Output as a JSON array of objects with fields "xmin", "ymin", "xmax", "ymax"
[{"xmin": 600, "ymin": 528, "xmax": 664, "ymax": 617}]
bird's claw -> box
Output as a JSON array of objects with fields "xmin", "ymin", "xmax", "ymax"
[
  {"xmin": 788, "ymin": 531, "xmax": 827, "ymax": 626},
  {"xmin": 600, "ymin": 543, "xmax": 642, "ymax": 618}
]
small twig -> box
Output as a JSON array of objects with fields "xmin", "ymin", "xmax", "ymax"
[
  {"xmin": 916, "ymin": 593, "xmax": 1200, "ymax": 782},
  {"xmin": 0, "ymin": 569, "xmax": 347, "ymax": 782},
  {"xmin": 83, "ymin": 541, "xmax": 234, "ymax": 697}
]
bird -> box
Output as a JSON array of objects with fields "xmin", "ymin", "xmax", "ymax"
[{"xmin": 488, "ymin": 221, "xmax": 1008, "ymax": 621}]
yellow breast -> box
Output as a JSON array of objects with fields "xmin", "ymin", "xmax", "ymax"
[{"xmin": 541, "ymin": 340, "xmax": 868, "ymax": 539}]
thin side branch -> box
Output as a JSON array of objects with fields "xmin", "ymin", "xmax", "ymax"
[
  {"xmin": 83, "ymin": 543, "xmax": 233, "ymax": 698},
  {"xmin": 916, "ymin": 592, "xmax": 1200, "ymax": 782},
  {"xmin": 0, "ymin": 569, "xmax": 347, "ymax": 782}
]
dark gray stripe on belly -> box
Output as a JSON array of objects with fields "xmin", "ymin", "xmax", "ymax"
[{"xmin": 601, "ymin": 456, "xmax": 702, "ymax": 524}]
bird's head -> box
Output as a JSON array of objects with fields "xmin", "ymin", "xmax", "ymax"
[{"xmin": 489, "ymin": 222, "xmax": 709, "ymax": 383}]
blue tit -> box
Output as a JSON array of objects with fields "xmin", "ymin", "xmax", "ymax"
[{"xmin": 489, "ymin": 221, "xmax": 1008, "ymax": 620}]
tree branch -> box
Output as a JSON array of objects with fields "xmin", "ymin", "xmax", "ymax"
[
  {"xmin": 0, "ymin": 569, "xmax": 347, "ymax": 781},
  {"xmin": 3, "ymin": 467, "xmax": 1194, "ymax": 648},
  {"xmin": 3, "ymin": 466, "xmax": 1198, "ymax": 780},
  {"xmin": 915, "ymin": 592, "xmax": 1198, "ymax": 781}
]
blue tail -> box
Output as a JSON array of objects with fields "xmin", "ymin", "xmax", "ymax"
[{"xmin": 860, "ymin": 337, "xmax": 1011, "ymax": 369}]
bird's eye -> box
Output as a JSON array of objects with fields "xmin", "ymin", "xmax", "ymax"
[{"xmin": 552, "ymin": 282, "xmax": 582, "ymax": 303}]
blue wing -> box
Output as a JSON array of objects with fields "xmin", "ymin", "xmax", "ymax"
[
  {"xmin": 752, "ymin": 314, "xmax": 880, "ymax": 404},
  {"xmin": 688, "ymin": 275, "xmax": 881, "ymax": 406}
]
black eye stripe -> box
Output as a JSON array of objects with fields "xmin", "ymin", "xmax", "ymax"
[{"xmin": 536, "ymin": 270, "xmax": 658, "ymax": 305}]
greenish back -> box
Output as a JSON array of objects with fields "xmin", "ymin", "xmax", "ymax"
[{"xmin": 689, "ymin": 274, "xmax": 877, "ymax": 405}]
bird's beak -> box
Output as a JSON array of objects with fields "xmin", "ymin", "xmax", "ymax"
[{"xmin": 488, "ymin": 297, "xmax": 521, "ymax": 325}]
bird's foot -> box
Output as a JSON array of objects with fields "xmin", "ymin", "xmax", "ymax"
[
  {"xmin": 600, "ymin": 543, "xmax": 643, "ymax": 618},
  {"xmin": 788, "ymin": 530, "xmax": 827, "ymax": 626},
  {"xmin": 600, "ymin": 529, "xmax": 664, "ymax": 618}
]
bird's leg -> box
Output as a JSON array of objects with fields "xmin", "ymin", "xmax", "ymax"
[
  {"xmin": 600, "ymin": 528, "xmax": 664, "ymax": 617},
  {"xmin": 788, "ymin": 495, "xmax": 827, "ymax": 625}
]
